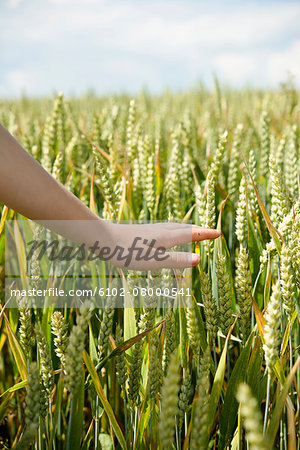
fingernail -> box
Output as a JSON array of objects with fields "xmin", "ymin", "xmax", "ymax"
[{"xmin": 192, "ymin": 254, "xmax": 200, "ymax": 266}]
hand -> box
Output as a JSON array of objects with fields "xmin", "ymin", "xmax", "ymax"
[
  {"xmin": 0, "ymin": 125, "xmax": 221, "ymax": 272},
  {"xmin": 104, "ymin": 222, "xmax": 221, "ymax": 270}
]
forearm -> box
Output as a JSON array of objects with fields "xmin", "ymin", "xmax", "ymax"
[
  {"xmin": 0, "ymin": 124, "xmax": 112, "ymax": 245},
  {"xmin": 0, "ymin": 124, "xmax": 97, "ymax": 221}
]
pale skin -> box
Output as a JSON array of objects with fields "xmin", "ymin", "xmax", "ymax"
[{"xmin": 0, "ymin": 124, "xmax": 221, "ymax": 269}]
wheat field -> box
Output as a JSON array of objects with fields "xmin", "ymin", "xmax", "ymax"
[{"xmin": 0, "ymin": 83, "xmax": 299, "ymax": 449}]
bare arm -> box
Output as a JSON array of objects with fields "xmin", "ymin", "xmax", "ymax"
[
  {"xmin": 0, "ymin": 124, "xmax": 220, "ymax": 269},
  {"xmin": 0, "ymin": 124, "xmax": 98, "ymax": 221}
]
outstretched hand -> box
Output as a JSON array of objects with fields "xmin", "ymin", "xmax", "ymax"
[
  {"xmin": 105, "ymin": 222, "xmax": 221, "ymax": 270},
  {"xmin": 0, "ymin": 124, "xmax": 220, "ymax": 272}
]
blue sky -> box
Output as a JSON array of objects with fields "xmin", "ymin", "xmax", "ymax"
[{"xmin": 1, "ymin": 0, "xmax": 299, "ymax": 97}]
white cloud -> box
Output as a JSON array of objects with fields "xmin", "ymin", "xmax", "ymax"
[
  {"xmin": 0, "ymin": 68, "xmax": 42, "ymax": 96},
  {"xmin": 214, "ymin": 51, "xmax": 258, "ymax": 85},
  {"xmin": 213, "ymin": 41, "xmax": 300, "ymax": 88},
  {"xmin": 5, "ymin": 0, "xmax": 22, "ymax": 7},
  {"xmin": 1, "ymin": 0, "xmax": 299, "ymax": 95},
  {"xmin": 7, "ymin": 2, "xmax": 298, "ymax": 52},
  {"xmin": 267, "ymin": 40, "xmax": 300, "ymax": 85},
  {"xmin": 50, "ymin": 0, "xmax": 99, "ymax": 4}
]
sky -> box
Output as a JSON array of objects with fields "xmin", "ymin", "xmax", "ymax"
[{"xmin": 0, "ymin": 0, "xmax": 300, "ymax": 97}]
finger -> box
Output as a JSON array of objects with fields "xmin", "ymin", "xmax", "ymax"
[
  {"xmin": 159, "ymin": 251, "xmax": 200, "ymax": 269},
  {"xmin": 165, "ymin": 226, "xmax": 221, "ymax": 247},
  {"xmin": 161, "ymin": 222, "xmax": 193, "ymax": 230},
  {"xmin": 192, "ymin": 226, "xmax": 221, "ymax": 242},
  {"xmin": 112, "ymin": 247, "xmax": 199, "ymax": 270},
  {"xmin": 160, "ymin": 223, "xmax": 221, "ymax": 235}
]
